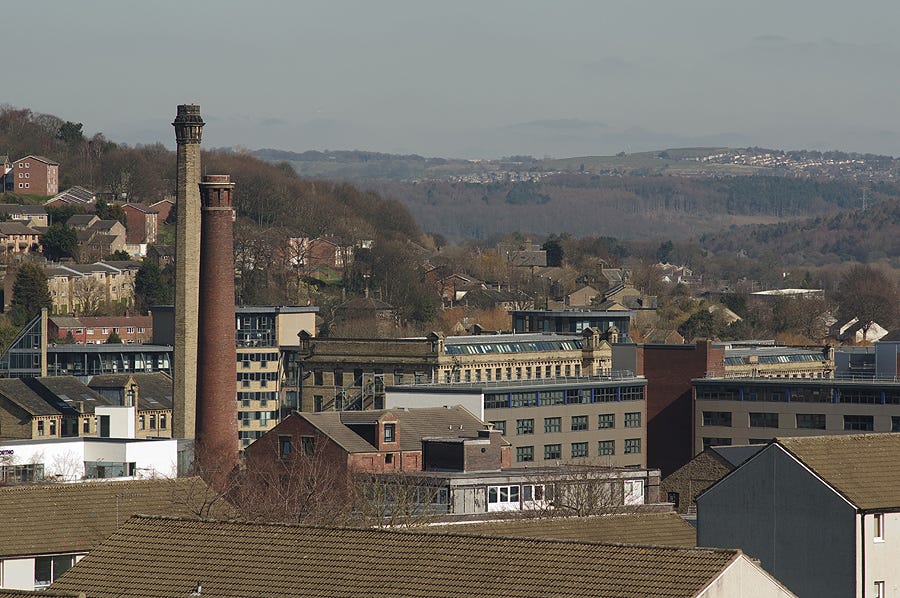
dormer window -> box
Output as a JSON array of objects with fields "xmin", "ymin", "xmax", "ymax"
[{"xmin": 383, "ymin": 423, "xmax": 396, "ymax": 443}]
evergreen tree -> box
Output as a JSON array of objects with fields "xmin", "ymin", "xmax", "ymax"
[
  {"xmin": 11, "ymin": 263, "xmax": 51, "ymax": 325},
  {"xmin": 135, "ymin": 260, "xmax": 171, "ymax": 311}
]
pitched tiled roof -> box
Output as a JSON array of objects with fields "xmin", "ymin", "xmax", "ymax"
[
  {"xmin": 0, "ymin": 478, "xmax": 234, "ymax": 559},
  {"xmin": 426, "ymin": 512, "xmax": 696, "ymax": 547},
  {"xmin": 51, "ymin": 516, "xmax": 742, "ymax": 598},
  {"xmin": 0, "ymin": 378, "xmax": 67, "ymax": 416},
  {"xmin": 0, "ymin": 222, "xmax": 40, "ymax": 236},
  {"xmin": 776, "ymin": 433, "xmax": 900, "ymax": 510}
]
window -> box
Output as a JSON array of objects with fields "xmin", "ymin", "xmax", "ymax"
[
  {"xmin": 489, "ymin": 420, "xmax": 506, "ymax": 435},
  {"xmin": 796, "ymin": 413, "xmax": 826, "ymax": 430},
  {"xmin": 571, "ymin": 441, "xmax": 588, "ymax": 458},
  {"xmin": 523, "ymin": 484, "xmax": 551, "ymax": 502},
  {"xmin": 844, "ymin": 415, "xmax": 874, "ymax": 431},
  {"xmin": 624, "ymin": 438, "xmax": 641, "ymax": 454},
  {"xmin": 160, "ymin": 414, "xmax": 167, "ymax": 430},
  {"xmin": 667, "ymin": 491, "xmax": 680, "ymax": 508},
  {"xmin": 624, "ymin": 412, "xmax": 641, "ymax": 428},
  {"xmin": 149, "ymin": 414, "xmax": 157, "ymax": 430},
  {"xmin": 34, "ymin": 555, "xmax": 75, "ymax": 588},
  {"xmin": 598, "ymin": 413, "xmax": 615, "ymax": 429},
  {"xmin": 279, "ymin": 435, "xmax": 292, "ymax": 459},
  {"xmin": 138, "ymin": 415, "xmax": 145, "ymax": 430},
  {"xmin": 516, "ymin": 446, "xmax": 534, "ymax": 462},
  {"xmin": 571, "ymin": 415, "xmax": 588, "ymax": 431},
  {"xmin": 702, "ymin": 411, "xmax": 732, "ymax": 427},
  {"xmin": 875, "ymin": 513, "xmax": 885, "ymax": 541},
  {"xmin": 49, "ymin": 420, "xmax": 57, "ymax": 436},
  {"xmin": 544, "ymin": 417, "xmax": 561, "ymax": 433},
  {"xmin": 86, "ymin": 328, "xmax": 94, "ymax": 335},
  {"xmin": 301, "ymin": 435, "xmax": 316, "ymax": 456},
  {"xmin": 749, "ymin": 412, "xmax": 778, "ymax": 428},
  {"xmin": 383, "ymin": 423, "xmax": 396, "ymax": 443},
  {"xmin": 37, "ymin": 420, "xmax": 45, "ymax": 436},
  {"xmin": 893, "ymin": 416, "xmax": 900, "ymax": 432},
  {"xmin": 83, "ymin": 418, "xmax": 90, "ymax": 433},
  {"xmin": 598, "ymin": 440, "xmax": 615, "ymax": 456},
  {"xmin": 874, "ymin": 581, "xmax": 885, "ymax": 598},
  {"xmin": 488, "ymin": 485, "xmax": 520, "ymax": 507},
  {"xmin": 544, "ymin": 444, "xmax": 562, "ymax": 460},
  {"xmin": 703, "ymin": 437, "xmax": 732, "ymax": 449},
  {"xmin": 516, "ymin": 419, "xmax": 534, "ymax": 435}
]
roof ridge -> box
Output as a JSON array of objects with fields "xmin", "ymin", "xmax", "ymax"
[{"xmin": 126, "ymin": 514, "xmax": 734, "ymax": 554}]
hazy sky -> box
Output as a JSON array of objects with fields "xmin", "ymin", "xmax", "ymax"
[{"xmin": 6, "ymin": 1, "xmax": 900, "ymax": 158}]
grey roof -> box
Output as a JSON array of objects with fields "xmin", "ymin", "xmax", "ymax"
[
  {"xmin": 66, "ymin": 214, "xmax": 99, "ymax": 227},
  {"xmin": 0, "ymin": 204, "xmax": 47, "ymax": 215},
  {"xmin": 123, "ymin": 203, "xmax": 158, "ymax": 214},
  {"xmin": 301, "ymin": 406, "xmax": 487, "ymax": 453},
  {"xmin": 0, "ymin": 222, "xmax": 40, "ymax": 236},
  {"xmin": 0, "ymin": 378, "xmax": 69, "ymax": 416},
  {"xmin": 709, "ymin": 444, "xmax": 765, "ymax": 468},
  {"xmin": 88, "ymin": 372, "xmax": 173, "ymax": 410},
  {"xmin": 26, "ymin": 377, "xmax": 113, "ymax": 415},
  {"xmin": 20, "ymin": 155, "xmax": 59, "ymax": 165}
]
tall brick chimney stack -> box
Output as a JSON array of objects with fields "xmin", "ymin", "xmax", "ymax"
[
  {"xmin": 172, "ymin": 104, "xmax": 204, "ymax": 440},
  {"xmin": 196, "ymin": 174, "xmax": 238, "ymax": 470}
]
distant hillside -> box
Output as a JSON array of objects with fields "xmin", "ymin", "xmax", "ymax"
[
  {"xmin": 699, "ymin": 198, "xmax": 900, "ymax": 266},
  {"xmin": 363, "ymin": 174, "xmax": 900, "ymax": 242}
]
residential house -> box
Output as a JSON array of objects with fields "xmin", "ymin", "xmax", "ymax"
[
  {"xmin": 833, "ymin": 317, "xmax": 890, "ymax": 344},
  {"xmin": 146, "ymin": 244, "xmax": 175, "ymax": 269},
  {"xmin": 148, "ymin": 198, "xmax": 174, "ymax": 223},
  {"xmin": 49, "ymin": 315, "xmax": 152, "ymax": 345},
  {"xmin": 40, "ymin": 261, "xmax": 138, "ymax": 315},
  {"xmin": 121, "ymin": 203, "xmax": 158, "ymax": 244},
  {"xmin": 0, "ymin": 204, "xmax": 48, "ymax": 227},
  {"xmin": 566, "ymin": 285, "xmax": 601, "ymax": 307},
  {"xmin": 10, "ymin": 156, "xmax": 59, "ymax": 196},
  {"xmin": 0, "ymin": 222, "xmax": 41, "ymax": 255},
  {"xmin": 46, "ymin": 186, "xmax": 95, "ymax": 208},
  {"xmin": 698, "ymin": 433, "xmax": 900, "ymax": 598},
  {"xmin": 76, "ymin": 220, "xmax": 126, "ymax": 262},
  {"xmin": 660, "ymin": 444, "xmax": 763, "ymax": 513},
  {"xmin": 0, "ymin": 378, "xmax": 69, "ymax": 440},
  {"xmin": 289, "ymin": 236, "xmax": 354, "ymax": 271},
  {"xmin": 0, "ymin": 478, "xmax": 233, "ymax": 591},
  {"xmin": 459, "ymin": 287, "xmax": 533, "ymax": 311},
  {"xmin": 49, "ymin": 515, "xmax": 796, "ymax": 597},
  {"xmin": 65, "ymin": 214, "xmax": 99, "ymax": 231}
]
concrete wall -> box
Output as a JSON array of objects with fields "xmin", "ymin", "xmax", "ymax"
[
  {"xmin": 862, "ymin": 512, "xmax": 900, "ymax": 598},
  {"xmin": 386, "ymin": 390, "xmax": 484, "ymax": 420},
  {"xmin": 276, "ymin": 311, "xmax": 317, "ymax": 344},
  {"xmin": 699, "ymin": 555, "xmax": 796, "ymax": 598},
  {"xmin": 95, "ymin": 406, "xmax": 135, "ymax": 438},
  {"xmin": 698, "ymin": 444, "xmax": 856, "ymax": 598}
]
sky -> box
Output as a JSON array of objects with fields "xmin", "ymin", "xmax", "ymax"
[{"xmin": 6, "ymin": 1, "xmax": 900, "ymax": 158}]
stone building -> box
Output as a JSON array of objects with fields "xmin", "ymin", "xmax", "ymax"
[{"xmin": 294, "ymin": 329, "xmax": 614, "ymax": 413}]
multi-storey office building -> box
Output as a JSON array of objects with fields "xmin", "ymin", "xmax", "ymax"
[
  {"xmin": 693, "ymin": 377, "xmax": 900, "ymax": 454},
  {"xmin": 719, "ymin": 345, "xmax": 833, "ymax": 379},
  {"xmin": 294, "ymin": 329, "xmax": 615, "ymax": 413},
  {"xmin": 386, "ymin": 375, "xmax": 647, "ymax": 468},
  {"xmin": 154, "ymin": 305, "xmax": 317, "ymax": 447}
]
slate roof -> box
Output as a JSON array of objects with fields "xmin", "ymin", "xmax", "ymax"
[
  {"xmin": 88, "ymin": 372, "xmax": 173, "ymax": 410},
  {"xmin": 122, "ymin": 203, "xmax": 158, "ymax": 214},
  {"xmin": 25, "ymin": 376, "xmax": 112, "ymax": 415},
  {"xmin": 67, "ymin": 214, "xmax": 99, "ymax": 228},
  {"xmin": 709, "ymin": 444, "xmax": 764, "ymax": 468},
  {"xmin": 427, "ymin": 512, "xmax": 696, "ymax": 547},
  {"xmin": 0, "ymin": 203, "xmax": 48, "ymax": 215},
  {"xmin": 50, "ymin": 515, "xmax": 745, "ymax": 598},
  {"xmin": 0, "ymin": 478, "xmax": 234, "ymax": 559},
  {"xmin": 0, "ymin": 378, "xmax": 68, "ymax": 416},
  {"xmin": 300, "ymin": 406, "xmax": 488, "ymax": 453},
  {"xmin": 776, "ymin": 433, "xmax": 900, "ymax": 510},
  {"xmin": 0, "ymin": 222, "xmax": 40, "ymax": 236}
]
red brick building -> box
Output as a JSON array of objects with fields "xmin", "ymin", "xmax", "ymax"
[
  {"xmin": 11, "ymin": 155, "xmax": 59, "ymax": 196},
  {"xmin": 122, "ymin": 203, "xmax": 159, "ymax": 244},
  {"xmin": 149, "ymin": 198, "xmax": 175, "ymax": 223},
  {"xmin": 245, "ymin": 406, "xmax": 508, "ymax": 475},
  {"xmin": 613, "ymin": 341, "xmax": 724, "ymax": 477},
  {"xmin": 49, "ymin": 315, "xmax": 153, "ymax": 344}
]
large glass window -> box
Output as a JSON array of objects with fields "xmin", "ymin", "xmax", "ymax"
[
  {"xmin": 749, "ymin": 412, "xmax": 779, "ymax": 428},
  {"xmin": 702, "ymin": 411, "xmax": 732, "ymax": 427},
  {"xmin": 844, "ymin": 415, "xmax": 874, "ymax": 431},
  {"xmin": 796, "ymin": 414, "xmax": 826, "ymax": 430}
]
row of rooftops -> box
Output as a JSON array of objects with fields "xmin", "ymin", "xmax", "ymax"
[{"xmin": 0, "ymin": 372, "xmax": 172, "ymax": 416}]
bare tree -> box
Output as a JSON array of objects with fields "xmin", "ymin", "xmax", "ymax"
[{"xmin": 72, "ymin": 276, "xmax": 107, "ymax": 316}]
